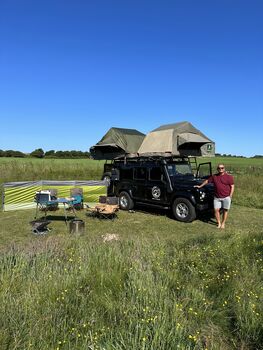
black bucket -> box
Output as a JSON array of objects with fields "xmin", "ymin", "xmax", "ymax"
[{"xmin": 69, "ymin": 219, "xmax": 85, "ymax": 234}]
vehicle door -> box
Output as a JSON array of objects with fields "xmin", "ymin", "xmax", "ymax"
[
  {"xmin": 132, "ymin": 166, "xmax": 148, "ymax": 201},
  {"xmin": 197, "ymin": 162, "xmax": 212, "ymax": 179},
  {"xmin": 144, "ymin": 166, "xmax": 168, "ymax": 204}
]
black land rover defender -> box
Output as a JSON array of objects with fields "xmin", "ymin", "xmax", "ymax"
[{"xmin": 103, "ymin": 156, "xmax": 214, "ymax": 222}]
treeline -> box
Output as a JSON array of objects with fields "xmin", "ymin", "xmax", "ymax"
[
  {"xmin": 0, "ymin": 149, "xmax": 90, "ymax": 159},
  {"xmin": 1, "ymin": 149, "xmax": 262, "ymax": 159},
  {"xmin": 215, "ymin": 153, "xmax": 247, "ymax": 158},
  {"xmin": 215, "ymin": 153, "xmax": 263, "ymax": 158}
]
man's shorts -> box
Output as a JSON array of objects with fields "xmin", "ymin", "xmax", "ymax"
[{"xmin": 214, "ymin": 196, "xmax": 231, "ymax": 210}]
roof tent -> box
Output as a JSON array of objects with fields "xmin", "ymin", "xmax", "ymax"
[
  {"xmin": 90, "ymin": 127, "xmax": 145, "ymax": 160},
  {"xmin": 2, "ymin": 180, "xmax": 106, "ymax": 211},
  {"xmin": 138, "ymin": 121, "xmax": 215, "ymax": 157}
]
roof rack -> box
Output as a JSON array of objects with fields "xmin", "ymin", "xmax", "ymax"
[{"xmin": 113, "ymin": 154, "xmax": 190, "ymax": 164}]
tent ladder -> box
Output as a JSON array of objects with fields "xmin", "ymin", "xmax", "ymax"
[{"xmin": 188, "ymin": 156, "xmax": 198, "ymax": 175}]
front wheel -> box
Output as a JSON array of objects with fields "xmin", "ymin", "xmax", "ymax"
[
  {"xmin": 172, "ymin": 198, "xmax": 196, "ymax": 222},
  {"xmin": 119, "ymin": 191, "xmax": 134, "ymax": 211}
]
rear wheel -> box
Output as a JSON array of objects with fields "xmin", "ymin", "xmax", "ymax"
[
  {"xmin": 119, "ymin": 191, "xmax": 134, "ymax": 211},
  {"xmin": 172, "ymin": 198, "xmax": 196, "ymax": 222}
]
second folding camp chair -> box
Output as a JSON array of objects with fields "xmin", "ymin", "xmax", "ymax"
[{"xmin": 70, "ymin": 188, "xmax": 84, "ymax": 210}]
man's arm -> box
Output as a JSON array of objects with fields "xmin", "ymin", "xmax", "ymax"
[
  {"xmin": 194, "ymin": 179, "xmax": 209, "ymax": 189},
  {"xmin": 230, "ymin": 184, "xmax": 235, "ymax": 198}
]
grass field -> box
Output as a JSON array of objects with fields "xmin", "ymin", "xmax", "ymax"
[
  {"xmin": 0, "ymin": 157, "xmax": 104, "ymax": 183},
  {"xmin": 0, "ymin": 157, "xmax": 263, "ymax": 349}
]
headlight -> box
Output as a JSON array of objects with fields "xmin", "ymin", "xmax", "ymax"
[{"xmin": 199, "ymin": 190, "xmax": 206, "ymax": 200}]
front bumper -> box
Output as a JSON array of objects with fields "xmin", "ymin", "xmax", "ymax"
[{"xmin": 196, "ymin": 203, "xmax": 210, "ymax": 211}]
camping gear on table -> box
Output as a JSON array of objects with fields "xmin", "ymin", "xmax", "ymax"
[{"xmin": 34, "ymin": 190, "xmax": 83, "ymax": 223}]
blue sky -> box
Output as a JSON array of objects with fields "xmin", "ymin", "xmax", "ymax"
[{"xmin": 0, "ymin": 0, "xmax": 262, "ymax": 157}]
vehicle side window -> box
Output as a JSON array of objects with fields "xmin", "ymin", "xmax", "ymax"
[
  {"xmin": 134, "ymin": 167, "xmax": 147, "ymax": 180},
  {"xmin": 149, "ymin": 167, "xmax": 162, "ymax": 181},
  {"xmin": 120, "ymin": 167, "xmax": 133, "ymax": 180}
]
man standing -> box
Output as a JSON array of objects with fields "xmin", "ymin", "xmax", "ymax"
[{"xmin": 195, "ymin": 164, "xmax": 234, "ymax": 229}]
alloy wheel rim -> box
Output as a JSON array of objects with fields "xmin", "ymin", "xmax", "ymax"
[
  {"xmin": 176, "ymin": 203, "xmax": 189, "ymax": 218},
  {"xmin": 120, "ymin": 196, "xmax": 128, "ymax": 208}
]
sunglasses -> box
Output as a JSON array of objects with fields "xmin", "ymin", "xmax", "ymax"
[{"xmin": 218, "ymin": 167, "xmax": 225, "ymax": 170}]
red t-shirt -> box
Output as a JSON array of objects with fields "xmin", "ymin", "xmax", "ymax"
[{"xmin": 208, "ymin": 173, "xmax": 234, "ymax": 198}]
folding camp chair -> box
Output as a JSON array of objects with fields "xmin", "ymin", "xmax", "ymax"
[
  {"xmin": 47, "ymin": 189, "xmax": 59, "ymax": 211},
  {"xmin": 34, "ymin": 190, "xmax": 58, "ymax": 219},
  {"xmin": 87, "ymin": 203, "xmax": 119, "ymax": 220},
  {"xmin": 70, "ymin": 188, "xmax": 84, "ymax": 210}
]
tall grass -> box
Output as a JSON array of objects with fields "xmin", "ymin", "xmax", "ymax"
[
  {"xmin": 0, "ymin": 158, "xmax": 103, "ymax": 183},
  {"xmin": 0, "ymin": 221, "xmax": 262, "ymax": 350},
  {"xmin": 234, "ymin": 174, "xmax": 263, "ymax": 209}
]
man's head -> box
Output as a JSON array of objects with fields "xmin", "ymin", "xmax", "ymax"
[{"xmin": 217, "ymin": 164, "xmax": 225, "ymax": 174}]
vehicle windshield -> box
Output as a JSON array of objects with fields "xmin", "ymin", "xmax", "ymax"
[{"xmin": 167, "ymin": 163, "xmax": 193, "ymax": 176}]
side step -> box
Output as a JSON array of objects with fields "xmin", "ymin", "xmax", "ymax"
[{"xmin": 135, "ymin": 201, "xmax": 170, "ymax": 210}]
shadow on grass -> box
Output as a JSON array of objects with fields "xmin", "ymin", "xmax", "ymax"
[
  {"xmin": 132, "ymin": 204, "xmax": 169, "ymax": 218},
  {"xmin": 197, "ymin": 211, "xmax": 217, "ymax": 226},
  {"xmin": 86, "ymin": 212, "xmax": 118, "ymax": 220},
  {"xmin": 42, "ymin": 215, "xmax": 76, "ymax": 222},
  {"xmin": 132, "ymin": 204, "xmax": 217, "ymax": 226}
]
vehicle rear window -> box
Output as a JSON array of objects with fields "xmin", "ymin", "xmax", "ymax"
[
  {"xmin": 134, "ymin": 167, "xmax": 147, "ymax": 180},
  {"xmin": 120, "ymin": 168, "xmax": 133, "ymax": 180},
  {"xmin": 149, "ymin": 167, "xmax": 162, "ymax": 181}
]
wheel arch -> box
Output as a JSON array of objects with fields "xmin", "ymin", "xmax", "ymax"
[
  {"xmin": 171, "ymin": 192, "xmax": 196, "ymax": 206},
  {"xmin": 116, "ymin": 187, "xmax": 134, "ymax": 199}
]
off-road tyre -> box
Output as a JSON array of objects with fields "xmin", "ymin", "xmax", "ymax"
[
  {"xmin": 119, "ymin": 191, "xmax": 134, "ymax": 211},
  {"xmin": 172, "ymin": 198, "xmax": 196, "ymax": 222}
]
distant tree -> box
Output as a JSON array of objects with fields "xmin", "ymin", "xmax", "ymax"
[
  {"xmin": 45, "ymin": 150, "xmax": 55, "ymax": 157},
  {"xmin": 52, "ymin": 150, "xmax": 90, "ymax": 158},
  {"xmin": 4, "ymin": 150, "xmax": 14, "ymax": 157},
  {"xmin": 2, "ymin": 150, "xmax": 25, "ymax": 157},
  {"xmin": 55, "ymin": 151, "xmax": 64, "ymax": 158},
  {"xmin": 70, "ymin": 150, "xmax": 80, "ymax": 158},
  {"xmin": 12, "ymin": 151, "xmax": 26, "ymax": 157},
  {"xmin": 28, "ymin": 149, "xmax": 92, "ymax": 159},
  {"xmin": 66, "ymin": 151, "xmax": 74, "ymax": 158},
  {"xmin": 30, "ymin": 148, "xmax": 45, "ymax": 158},
  {"xmin": 84, "ymin": 151, "xmax": 91, "ymax": 158},
  {"xmin": 252, "ymin": 155, "xmax": 263, "ymax": 158}
]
